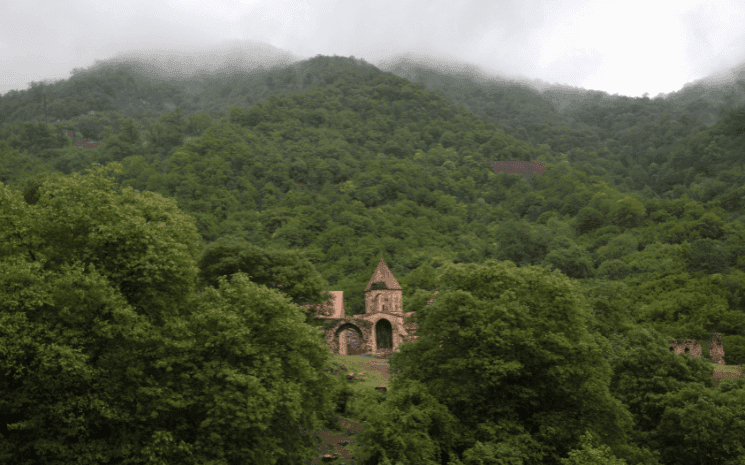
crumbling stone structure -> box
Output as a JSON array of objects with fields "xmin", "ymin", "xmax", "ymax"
[
  {"xmin": 490, "ymin": 161, "xmax": 546, "ymax": 182},
  {"xmin": 668, "ymin": 332, "xmax": 725, "ymax": 365},
  {"xmin": 301, "ymin": 258, "xmax": 438, "ymax": 357}
]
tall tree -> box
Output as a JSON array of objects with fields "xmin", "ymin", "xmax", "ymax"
[
  {"xmin": 0, "ymin": 163, "xmax": 340, "ymax": 464},
  {"xmin": 605, "ymin": 327, "xmax": 745, "ymax": 465},
  {"xmin": 196, "ymin": 234, "xmax": 331, "ymax": 323},
  {"xmin": 355, "ymin": 260, "xmax": 660, "ymax": 465}
]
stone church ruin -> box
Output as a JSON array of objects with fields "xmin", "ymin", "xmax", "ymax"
[
  {"xmin": 299, "ymin": 258, "xmax": 438, "ymax": 358},
  {"xmin": 668, "ymin": 332, "xmax": 725, "ymax": 365},
  {"xmin": 490, "ymin": 161, "xmax": 546, "ymax": 182}
]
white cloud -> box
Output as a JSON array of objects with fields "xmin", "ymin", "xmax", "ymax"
[{"xmin": 1, "ymin": 0, "xmax": 745, "ymax": 98}]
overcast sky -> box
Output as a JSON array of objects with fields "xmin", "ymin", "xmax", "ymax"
[{"xmin": 3, "ymin": 0, "xmax": 745, "ymax": 98}]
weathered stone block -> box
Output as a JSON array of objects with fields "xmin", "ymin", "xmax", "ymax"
[{"xmin": 668, "ymin": 332, "xmax": 726, "ymax": 364}]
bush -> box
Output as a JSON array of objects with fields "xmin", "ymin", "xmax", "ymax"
[{"xmin": 560, "ymin": 430, "xmax": 628, "ymax": 465}]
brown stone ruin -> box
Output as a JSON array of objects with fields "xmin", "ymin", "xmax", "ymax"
[
  {"xmin": 668, "ymin": 332, "xmax": 725, "ymax": 365},
  {"xmin": 297, "ymin": 258, "xmax": 438, "ymax": 358},
  {"xmin": 490, "ymin": 161, "xmax": 546, "ymax": 182}
]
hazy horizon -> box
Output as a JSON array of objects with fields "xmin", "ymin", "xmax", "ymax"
[{"xmin": 3, "ymin": 0, "xmax": 745, "ymax": 99}]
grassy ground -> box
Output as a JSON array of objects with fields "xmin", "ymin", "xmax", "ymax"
[
  {"xmin": 301, "ymin": 353, "xmax": 404, "ymax": 464},
  {"xmin": 696, "ymin": 361, "xmax": 744, "ymax": 387},
  {"xmin": 300, "ymin": 355, "xmax": 745, "ymax": 464}
]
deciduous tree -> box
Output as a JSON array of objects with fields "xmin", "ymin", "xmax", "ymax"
[
  {"xmin": 0, "ymin": 163, "xmax": 340, "ymax": 464},
  {"xmin": 358, "ymin": 260, "xmax": 658, "ymax": 465}
]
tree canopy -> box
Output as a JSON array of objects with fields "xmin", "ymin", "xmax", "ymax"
[
  {"xmin": 2, "ymin": 53, "xmax": 745, "ymax": 463},
  {"xmin": 0, "ymin": 164, "xmax": 341, "ymax": 464}
]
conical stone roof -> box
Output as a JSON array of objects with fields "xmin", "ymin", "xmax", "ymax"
[{"xmin": 364, "ymin": 257, "xmax": 402, "ymax": 291}]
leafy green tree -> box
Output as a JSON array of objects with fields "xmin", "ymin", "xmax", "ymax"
[
  {"xmin": 560, "ymin": 190, "xmax": 593, "ymax": 216},
  {"xmin": 576, "ymin": 279, "xmax": 639, "ymax": 348},
  {"xmin": 493, "ymin": 219, "xmax": 550, "ymax": 266},
  {"xmin": 575, "ymin": 206, "xmax": 605, "ymax": 235},
  {"xmin": 560, "ymin": 430, "xmax": 629, "ymax": 465},
  {"xmin": 353, "ymin": 379, "xmax": 462, "ymax": 465},
  {"xmin": 651, "ymin": 380, "xmax": 745, "ymax": 465},
  {"xmin": 0, "ymin": 164, "xmax": 340, "ymax": 464},
  {"xmin": 606, "ymin": 327, "xmax": 745, "ymax": 465},
  {"xmin": 594, "ymin": 233, "xmax": 639, "ymax": 263},
  {"xmin": 543, "ymin": 244, "xmax": 596, "ymax": 279},
  {"xmin": 144, "ymin": 121, "xmax": 184, "ymax": 156},
  {"xmin": 0, "ymin": 121, "xmax": 68, "ymax": 155},
  {"xmin": 185, "ymin": 112, "xmax": 214, "ymax": 136},
  {"xmin": 195, "ymin": 234, "xmax": 330, "ymax": 321},
  {"xmin": 0, "ymin": 142, "xmax": 51, "ymax": 185},
  {"xmin": 160, "ymin": 106, "xmax": 185, "ymax": 128},
  {"xmin": 609, "ymin": 195, "xmax": 647, "ymax": 229},
  {"xmin": 597, "ymin": 259, "xmax": 633, "ymax": 281},
  {"xmin": 78, "ymin": 117, "xmax": 103, "ymax": 140},
  {"xmin": 683, "ymin": 238, "xmax": 731, "ymax": 275},
  {"xmin": 51, "ymin": 145, "xmax": 97, "ymax": 175},
  {"xmin": 97, "ymin": 132, "xmax": 137, "ymax": 162},
  {"xmin": 117, "ymin": 117, "xmax": 142, "ymax": 145},
  {"xmin": 721, "ymin": 334, "xmax": 745, "ymax": 366},
  {"xmin": 624, "ymin": 250, "xmax": 745, "ymax": 343},
  {"xmin": 364, "ymin": 260, "xmax": 658, "ymax": 465}
]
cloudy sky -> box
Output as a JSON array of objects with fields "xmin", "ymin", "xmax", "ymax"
[{"xmin": 3, "ymin": 0, "xmax": 745, "ymax": 98}]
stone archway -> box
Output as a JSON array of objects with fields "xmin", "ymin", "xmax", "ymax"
[
  {"xmin": 335, "ymin": 323, "xmax": 365, "ymax": 356},
  {"xmin": 375, "ymin": 319, "xmax": 393, "ymax": 355}
]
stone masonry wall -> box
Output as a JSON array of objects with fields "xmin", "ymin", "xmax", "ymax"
[{"xmin": 668, "ymin": 332, "xmax": 725, "ymax": 365}]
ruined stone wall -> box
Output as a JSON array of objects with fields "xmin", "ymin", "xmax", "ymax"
[
  {"xmin": 342, "ymin": 328, "xmax": 364, "ymax": 355},
  {"xmin": 490, "ymin": 161, "xmax": 546, "ymax": 182},
  {"xmin": 668, "ymin": 332, "xmax": 725, "ymax": 365},
  {"xmin": 366, "ymin": 289, "xmax": 402, "ymax": 315},
  {"xmin": 318, "ymin": 318, "xmax": 374, "ymax": 356}
]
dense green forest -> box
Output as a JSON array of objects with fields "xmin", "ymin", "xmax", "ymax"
[{"xmin": 3, "ymin": 53, "xmax": 745, "ymax": 464}]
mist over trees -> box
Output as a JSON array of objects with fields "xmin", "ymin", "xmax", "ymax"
[{"xmin": 2, "ymin": 52, "xmax": 745, "ymax": 463}]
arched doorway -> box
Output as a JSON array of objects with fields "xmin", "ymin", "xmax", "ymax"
[
  {"xmin": 336, "ymin": 324, "xmax": 364, "ymax": 355},
  {"xmin": 376, "ymin": 318, "xmax": 393, "ymax": 355}
]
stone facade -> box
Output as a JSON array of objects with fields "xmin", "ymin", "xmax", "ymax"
[
  {"xmin": 303, "ymin": 258, "xmax": 438, "ymax": 357},
  {"xmin": 668, "ymin": 332, "xmax": 725, "ymax": 365},
  {"xmin": 490, "ymin": 161, "xmax": 546, "ymax": 182}
]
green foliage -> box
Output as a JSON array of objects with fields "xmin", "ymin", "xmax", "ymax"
[
  {"xmin": 682, "ymin": 237, "xmax": 732, "ymax": 275},
  {"xmin": 0, "ymin": 120, "xmax": 69, "ymax": 155},
  {"xmin": 576, "ymin": 279, "xmax": 639, "ymax": 346},
  {"xmin": 184, "ymin": 112, "xmax": 214, "ymax": 136},
  {"xmin": 575, "ymin": 206, "xmax": 605, "ymax": 234},
  {"xmin": 380, "ymin": 260, "xmax": 648, "ymax": 465},
  {"xmin": 559, "ymin": 430, "xmax": 629, "ymax": 465},
  {"xmin": 354, "ymin": 379, "xmax": 462, "ymax": 465},
  {"xmin": 597, "ymin": 259, "xmax": 633, "ymax": 280},
  {"xmin": 542, "ymin": 244, "xmax": 595, "ymax": 279},
  {"xmin": 602, "ymin": 326, "xmax": 742, "ymax": 462},
  {"xmin": 594, "ymin": 232, "xmax": 639, "ymax": 263},
  {"xmin": 652, "ymin": 380, "xmax": 745, "ymax": 465},
  {"xmin": 492, "ymin": 218, "xmax": 550, "ymax": 266},
  {"xmin": 78, "ymin": 116, "xmax": 103, "ymax": 140},
  {"xmin": 195, "ymin": 234, "xmax": 330, "ymax": 323},
  {"xmin": 608, "ymin": 194, "xmax": 647, "ymax": 229},
  {"xmin": 722, "ymin": 334, "xmax": 745, "ymax": 366},
  {"xmin": 610, "ymin": 329, "xmax": 745, "ymax": 463},
  {"xmin": 0, "ymin": 165, "xmax": 341, "ymax": 464},
  {"xmin": 5, "ymin": 52, "xmax": 745, "ymax": 464}
]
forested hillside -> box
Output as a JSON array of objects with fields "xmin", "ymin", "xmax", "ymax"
[
  {"xmin": 3, "ymin": 53, "xmax": 745, "ymax": 464},
  {"xmin": 2, "ymin": 53, "xmax": 744, "ymax": 338}
]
